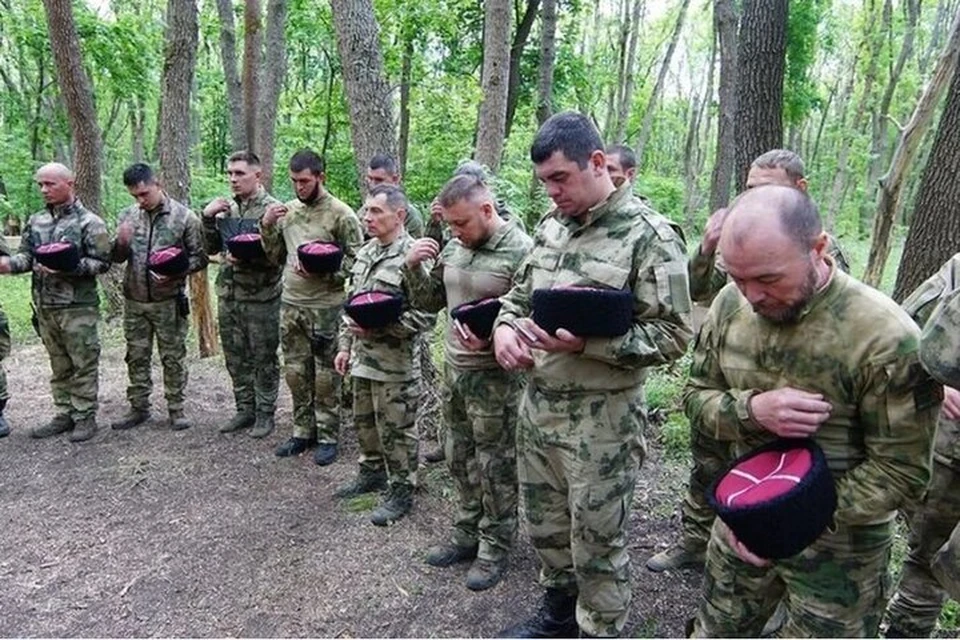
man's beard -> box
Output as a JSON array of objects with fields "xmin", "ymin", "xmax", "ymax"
[
  {"xmin": 754, "ymin": 265, "xmax": 819, "ymax": 324},
  {"xmin": 297, "ymin": 182, "xmax": 320, "ymax": 204}
]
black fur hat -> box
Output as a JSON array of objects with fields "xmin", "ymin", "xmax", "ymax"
[
  {"xmin": 35, "ymin": 241, "xmax": 80, "ymax": 272},
  {"xmin": 450, "ymin": 297, "xmax": 502, "ymax": 340},
  {"xmin": 532, "ymin": 286, "xmax": 633, "ymax": 337},
  {"xmin": 226, "ymin": 232, "xmax": 266, "ymax": 262},
  {"xmin": 148, "ymin": 246, "xmax": 189, "ymax": 276},
  {"xmin": 297, "ymin": 241, "xmax": 343, "ymax": 274},
  {"xmin": 344, "ymin": 290, "xmax": 404, "ymax": 330},
  {"xmin": 707, "ymin": 438, "xmax": 837, "ymax": 560}
]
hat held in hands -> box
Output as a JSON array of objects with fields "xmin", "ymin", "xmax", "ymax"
[
  {"xmin": 532, "ymin": 285, "xmax": 633, "ymax": 337},
  {"xmin": 35, "ymin": 241, "xmax": 80, "ymax": 272},
  {"xmin": 344, "ymin": 290, "xmax": 404, "ymax": 330},
  {"xmin": 297, "ymin": 241, "xmax": 343, "ymax": 274},
  {"xmin": 451, "ymin": 297, "xmax": 502, "ymax": 340},
  {"xmin": 226, "ymin": 232, "xmax": 266, "ymax": 262},
  {"xmin": 148, "ymin": 246, "xmax": 189, "ymax": 276}
]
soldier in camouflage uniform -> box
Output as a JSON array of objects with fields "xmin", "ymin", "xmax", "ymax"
[
  {"xmin": 360, "ymin": 153, "xmax": 424, "ymax": 239},
  {"xmin": 260, "ymin": 149, "xmax": 363, "ymax": 463},
  {"xmin": 494, "ymin": 112, "xmax": 693, "ymax": 638},
  {"xmin": 648, "ymin": 148, "xmax": 853, "ymax": 574},
  {"xmin": 0, "ymin": 163, "xmax": 111, "ymax": 442},
  {"xmin": 334, "ymin": 184, "xmax": 435, "ymax": 526},
  {"xmin": 685, "ymin": 185, "xmax": 937, "ymax": 638},
  {"xmin": 0, "ymin": 235, "xmax": 11, "ymax": 437},
  {"xmin": 201, "ymin": 151, "xmax": 283, "ymax": 436},
  {"xmin": 110, "ymin": 163, "xmax": 208, "ymax": 432},
  {"xmin": 885, "ymin": 253, "xmax": 960, "ymax": 637},
  {"xmin": 604, "ymin": 144, "xmax": 637, "ymax": 185},
  {"xmin": 402, "ymin": 173, "xmax": 533, "ymax": 590}
]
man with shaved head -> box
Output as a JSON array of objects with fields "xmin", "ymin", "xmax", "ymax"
[
  {"xmin": 0, "ymin": 163, "xmax": 111, "ymax": 442},
  {"xmin": 683, "ymin": 185, "xmax": 937, "ymax": 637}
]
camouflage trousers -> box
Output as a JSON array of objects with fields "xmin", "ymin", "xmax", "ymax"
[
  {"xmin": 691, "ymin": 518, "xmax": 893, "ymax": 637},
  {"xmin": 280, "ymin": 303, "xmax": 341, "ymax": 444},
  {"xmin": 886, "ymin": 419, "xmax": 960, "ymax": 636},
  {"xmin": 680, "ymin": 426, "xmax": 736, "ymax": 549},
  {"xmin": 0, "ymin": 304, "xmax": 8, "ymax": 403},
  {"xmin": 353, "ymin": 376, "xmax": 419, "ymax": 489},
  {"xmin": 444, "ymin": 365, "xmax": 521, "ymax": 562},
  {"xmin": 36, "ymin": 305, "xmax": 100, "ymax": 421},
  {"xmin": 123, "ymin": 298, "xmax": 188, "ymax": 413},
  {"xmin": 517, "ymin": 383, "xmax": 646, "ymax": 638},
  {"xmin": 218, "ymin": 296, "xmax": 280, "ymax": 417}
]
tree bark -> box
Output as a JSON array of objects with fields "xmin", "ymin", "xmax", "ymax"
[
  {"xmin": 474, "ymin": 0, "xmax": 512, "ymax": 172},
  {"xmin": 215, "ymin": 0, "xmax": 246, "ymax": 151},
  {"xmin": 707, "ymin": 0, "xmax": 738, "ymax": 211},
  {"xmin": 864, "ymin": 10, "xmax": 960, "ymax": 290},
  {"xmin": 254, "ymin": 0, "xmax": 286, "ymax": 190},
  {"xmin": 504, "ymin": 0, "xmax": 540, "ymax": 138},
  {"xmin": 242, "ymin": 0, "xmax": 262, "ymax": 154},
  {"xmin": 634, "ymin": 0, "xmax": 691, "ymax": 162},
  {"xmin": 684, "ymin": 34, "xmax": 716, "ymax": 227},
  {"xmin": 614, "ymin": 0, "xmax": 644, "ymax": 144},
  {"xmin": 536, "ymin": 0, "xmax": 558, "ymax": 125},
  {"xmin": 398, "ymin": 34, "xmax": 413, "ymax": 176}
]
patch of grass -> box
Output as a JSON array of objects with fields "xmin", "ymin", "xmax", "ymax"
[
  {"xmin": 657, "ymin": 412, "xmax": 691, "ymax": 460},
  {"xmin": 940, "ymin": 599, "xmax": 960, "ymax": 631},
  {"xmin": 343, "ymin": 493, "xmax": 379, "ymax": 513},
  {"xmin": 0, "ymin": 271, "xmax": 36, "ymax": 343}
]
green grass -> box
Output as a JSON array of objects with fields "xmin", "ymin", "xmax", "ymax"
[{"xmin": 0, "ymin": 271, "xmax": 36, "ymax": 343}]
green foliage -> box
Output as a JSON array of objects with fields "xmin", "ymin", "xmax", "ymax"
[
  {"xmin": 784, "ymin": 0, "xmax": 827, "ymax": 125},
  {"xmin": 635, "ymin": 174, "xmax": 685, "ymax": 223},
  {"xmin": 0, "ymin": 269, "xmax": 36, "ymax": 343}
]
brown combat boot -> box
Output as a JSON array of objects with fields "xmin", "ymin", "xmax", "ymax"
[
  {"xmin": 31, "ymin": 414, "xmax": 73, "ymax": 439},
  {"xmin": 169, "ymin": 410, "xmax": 191, "ymax": 431},
  {"xmin": 68, "ymin": 416, "xmax": 98, "ymax": 442}
]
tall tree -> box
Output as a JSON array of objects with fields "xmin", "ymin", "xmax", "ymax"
[
  {"xmin": 242, "ymin": 0, "xmax": 262, "ymax": 155},
  {"xmin": 892, "ymin": 62, "xmax": 960, "ymax": 301},
  {"xmin": 707, "ymin": 0, "xmax": 738, "ymax": 211},
  {"xmin": 536, "ymin": 0, "xmax": 558, "ymax": 125},
  {"xmin": 254, "ymin": 0, "xmax": 286, "ymax": 189},
  {"xmin": 40, "ymin": 0, "xmax": 102, "ymax": 213},
  {"xmin": 732, "ymin": 0, "xmax": 788, "ymax": 192},
  {"xmin": 215, "ymin": 0, "xmax": 245, "ymax": 151},
  {"xmin": 504, "ymin": 0, "xmax": 540, "ymax": 138},
  {"xmin": 475, "ymin": 0, "xmax": 512, "ymax": 172},
  {"xmin": 330, "ymin": 0, "xmax": 396, "ymax": 186}
]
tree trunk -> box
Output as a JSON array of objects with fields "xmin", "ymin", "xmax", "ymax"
[
  {"xmin": 215, "ymin": 0, "xmax": 246, "ymax": 151},
  {"xmin": 864, "ymin": 10, "xmax": 960, "ymax": 290},
  {"xmin": 41, "ymin": 0, "xmax": 102, "ymax": 213},
  {"xmin": 707, "ymin": 0, "xmax": 738, "ymax": 211},
  {"xmin": 684, "ymin": 33, "xmax": 716, "ymax": 227},
  {"xmin": 474, "ymin": 0, "xmax": 512, "ymax": 172},
  {"xmin": 242, "ymin": 0, "xmax": 262, "ymax": 154},
  {"xmin": 634, "ymin": 0, "xmax": 691, "ymax": 162},
  {"xmin": 504, "ymin": 0, "xmax": 539, "ymax": 138},
  {"xmin": 130, "ymin": 95, "xmax": 146, "ymax": 162},
  {"xmin": 614, "ymin": 0, "xmax": 644, "ymax": 144},
  {"xmin": 535, "ymin": 0, "xmax": 558, "ymax": 126},
  {"xmin": 330, "ymin": 0, "xmax": 396, "ymax": 185},
  {"xmin": 732, "ymin": 0, "xmax": 787, "ymax": 192},
  {"xmin": 398, "ymin": 34, "xmax": 413, "ymax": 176},
  {"xmin": 254, "ymin": 0, "xmax": 286, "ymax": 190},
  {"xmin": 892, "ymin": 66, "xmax": 960, "ymax": 301}
]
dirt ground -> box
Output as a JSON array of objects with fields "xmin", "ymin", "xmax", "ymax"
[{"xmin": 0, "ymin": 327, "xmax": 703, "ymax": 638}]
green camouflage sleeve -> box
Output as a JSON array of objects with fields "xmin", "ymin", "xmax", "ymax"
[
  {"xmin": 833, "ymin": 345, "xmax": 938, "ymax": 525},
  {"xmin": 75, "ymin": 215, "xmax": 112, "ymax": 276},
  {"xmin": 919, "ymin": 285, "xmax": 960, "ymax": 388},
  {"xmin": 494, "ymin": 252, "xmax": 534, "ymax": 328},
  {"xmin": 8, "ymin": 219, "xmax": 36, "ymax": 273},
  {"xmin": 688, "ymin": 247, "xmax": 727, "ymax": 304},
  {"xmin": 259, "ymin": 218, "xmax": 286, "ymax": 266},
  {"xmin": 184, "ymin": 210, "xmax": 209, "ymax": 274},
  {"xmin": 403, "ymin": 256, "xmax": 447, "ymax": 314},
  {"xmin": 579, "ymin": 233, "xmax": 693, "ymax": 369},
  {"xmin": 336, "ymin": 209, "xmax": 364, "ymax": 277},
  {"xmin": 201, "ymin": 212, "xmax": 223, "ymax": 255},
  {"xmin": 110, "ymin": 207, "xmax": 134, "ymax": 264}
]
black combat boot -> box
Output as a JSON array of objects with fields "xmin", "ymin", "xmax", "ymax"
[
  {"xmin": 111, "ymin": 407, "xmax": 150, "ymax": 431},
  {"xmin": 335, "ymin": 468, "xmax": 388, "ymax": 499},
  {"xmin": 370, "ymin": 483, "xmax": 414, "ymax": 526},
  {"xmin": 500, "ymin": 588, "xmax": 579, "ymax": 638},
  {"xmin": 275, "ymin": 436, "xmax": 315, "ymax": 457},
  {"xmin": 0, "ymin": 399, "xmax": 9, "ymax": 437}
]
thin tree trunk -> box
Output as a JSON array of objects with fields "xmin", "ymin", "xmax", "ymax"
[
  {"xmin": 606, "ymin": 0, "xmax": 630, "ymax": 140},
  {"xmin": 634, "ymin": 0, "xmax": 692, "ymax": 163},
  {"xmin": 504, "ymin": 0, "xmax": 540, "ymax": 138},
  {"xmin": 474, "ymin": 0, "xmax": 512, "ymax": 172},
  {"xmin": 254, "ymin": 0, "xmax": 286, "ymax": 190},
  {"xmin": 398, "ymin": 34, "xmax": 413, "ymax": 176},
  {"xmin": 708, "ymin": 0, "xmax": 738, "ymax": 211},
  {"xmin": 242, "ymin": 0, "xmax": 262, "ymax": 154},
  {"xmin": 536, "ymin": 0, "xmax": 558, "ymax": 125},
  {"xmin": 614, "ymin": 0, "xmax": 644, "ymax": 144},
  {"xmin": 684, "ymin": 34, "xmax": 716, "ymax": 227},
  {"xmin": 215, "ymin": 0, "xmax": 245, "ymax": 151},
  {"xmin": 864, "ymin": 10, "xmax": 960, "ymax": 289}
]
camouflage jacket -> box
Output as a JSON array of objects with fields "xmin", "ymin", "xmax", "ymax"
[
  {"xmin": 111, "ymin": 195, "xmax": 208, "ymax": 303},
  {"xmin": 338, "ymin": 232, "xmax": 435, "ymax": 382},
  {"xmin": 8, "ymin": 200, "xmax": 111, "ymax": 308},
  {"xmin": 683, "ymin": 268, "xmax": 938, "ymax": 526},
  {"xmin": 404, "ymin": 215, "xmax": 533, "ymax": 370},
  {"xmin": 689, "ymin": 233, "xmax": 851, "ymax": 304},
  {"xmin": 201, "ymin": 186, "xmax": 283, "ymax": 302},
  {"xmin": 358, "ymin": 200, "xmax": 424, "ymax": 240},
  {"xmin": 495, "ymin": 182, "xmax": 693, "ymax": 393},
  {"xmin": 902, "ymin": 252, "xmax": 960, "ymax": 466},
  {"xmin": 260, "ymin": 191, "xmax": 363, "ymax": 309}
]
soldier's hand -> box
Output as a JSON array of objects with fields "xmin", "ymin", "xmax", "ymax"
[
  {"xmin": 747, "ymin": 387, "xmax": 832, "ymax": 438},
  {"xmin": 700, "ymin": 207, "xmax": 729, "ymax": 256},
  {"xmin": 334, "ymin": 351, "xmax": 350, "ymax": 376},
  {"xmin": 262, "ymin": 203, "xmax": 288, "ymax": 227},
  {"xmin": 493, "ymin": 323, "xmax": 535, "ymax": 371},
  {"xmin": 34, "ymin": 263, "xmax": 57, "ymax": 276},
  {"xmin": 453, "ymin": 319, "xmax": 489, "ymax": 351},
  {"xmin": 293, "ymin": 257, "xmax": 312, "ymax": 278},
  {"xmin": 720, "ymin": 521, "xmax": 770, "ymax": 568},
  {"xmin": 0, "ymin": 257, "xmax": 10, "ymax": 274},
  {"xmin": 223, "ymin": 252, "xmax": 240, "ymax": 266},
  {"xmin": 344, "ymin": 318, "xmax": 371, "ymax": 339},
  {"xmin": 942, "ymin": 386, "xmax": 960, "ymax": 421},
  {"xmin": 117, "ymin": 221, "xmax": 135, "ymax": 247},
  {"xmin": 405, "ymin": 238, "xmax": 440, "ymax": 269},
  {"xmin": 515, "ymin": 318, "xmax": 585, "ymax": 354},
  {"xmin": 203, "ymin": 197, "xmax": 231, "ymax": 218},
  {"xmin": 430, "ymin": 198, "xmax": 444, "ymax": 223},
  {"xmin": 150, "ymin": 272, "xmax": 173, "ymax": 284}
]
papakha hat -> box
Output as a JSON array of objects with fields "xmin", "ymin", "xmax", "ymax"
[
  {"xmin": 35, "ymin": 241, "xmax": 80, "ymax": 272},
  {"xmin": 344, "ymin": 290, "xmax": 404, "ymax": 330},
  {"xmin": 450, "ymin": 297, "xmax": 502, "ymax": 340},
  {"xmin": 297, "ymin": 241, "xmax": 343, "ymax": 274},
  {"xmin": 531, "ymin": 286, "xmax": 633, "ymax": 337},
  {"xmin": 707, "ymin": 437, "xmax": 837, "ymax": 560},
  {"xmin": 226, "ymin": 232, "xmax": 266, "ymax": 262},
  {"xmin": 148, "ymin": 246, "xmax": 189, "ymax": 276}
]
